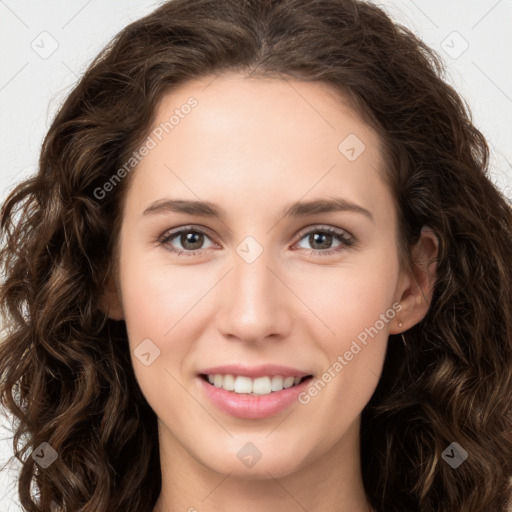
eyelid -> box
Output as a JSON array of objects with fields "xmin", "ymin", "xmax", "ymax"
[
  {"xmin": 159, "ymin": 223, "xmax": 354, "ymax": 242},
  {"xmin": 159, "ymin": 223, "xmax": 215, "ymax": 238},
  {"xmin": 158, "ymin": 224, "xmax": 218, "ymax": 247},
  {"xmin": 294, "ymin": 223, "xmax": 353, "ymax": 241}
]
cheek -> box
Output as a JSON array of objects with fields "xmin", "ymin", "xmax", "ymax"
[
  {"xmin": 292, "ymin": 252, "xmax": 399, "ymax": 347},
  {"xmin": 118, "ymin": 239, "xmax": 203, "ymax": 342},
  {"xmin": 291, "ymin": 252, "xmax": 398, "ymax": 407},
  {"xmin": 118, "ymin": 250, "xmax": 205, "ymax": 412}
]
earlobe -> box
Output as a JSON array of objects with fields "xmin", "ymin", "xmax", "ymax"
[{"xmin": 392, "ymin": 226, "xmax": 439, "ymax": 333}]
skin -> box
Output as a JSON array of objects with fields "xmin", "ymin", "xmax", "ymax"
[{"xmin": 102, "ymin": 72, "xmax": 438, "ymax": 512}]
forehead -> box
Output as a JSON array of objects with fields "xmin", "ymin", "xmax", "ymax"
[{"xmin": 123, "ymin": 73, "xmax": 394, "ymax": 228}]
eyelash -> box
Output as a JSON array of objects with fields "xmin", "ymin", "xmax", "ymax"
[{"xmin": 158, "ymin": 225, "xmax": 355, "ymax": 257}]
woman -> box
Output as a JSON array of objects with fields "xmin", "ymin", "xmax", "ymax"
[{"xmin": 1, "ymin": 0, "xmax": 511, "ymax": 511}]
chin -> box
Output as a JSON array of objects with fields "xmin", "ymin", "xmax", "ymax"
[{"xmin": 193, "ymin": 437, "xmax": 310, "ymax": 480}]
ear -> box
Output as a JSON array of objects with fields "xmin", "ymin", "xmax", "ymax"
[
  {"xmin": 390, "ymin": 225, "xmax": 439, "ymax": 334},
  {"xmin": 99, "ymin": 272, "xmax": 124, "ymax": 321}
]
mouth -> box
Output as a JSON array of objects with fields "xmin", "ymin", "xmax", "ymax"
[
  {"xmin": 196, "ymin": 363, "xmax": 315, "ymax": 419},
  {"xmin": 199, "ymin": 373, "xmax": 314, "ymax": 396}
]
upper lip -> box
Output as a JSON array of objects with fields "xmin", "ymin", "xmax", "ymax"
[{"xmin": 198, "ymin": 364, "xmax": 312, "ymax": 379}]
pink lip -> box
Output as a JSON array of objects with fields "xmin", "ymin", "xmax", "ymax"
[
  {"xmin": 197, "ymin": 370, "xmax": 314, "ymax": 420},
  {"xmin": 198, "ymin": 363, "xmax": 310, "ymax": 379}
]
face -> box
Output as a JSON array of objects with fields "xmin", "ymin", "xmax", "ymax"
[{"xmin": 110, "ymin": 72, "xmax": 410, "ymax": 479}]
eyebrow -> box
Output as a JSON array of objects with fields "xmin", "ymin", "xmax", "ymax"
[{"xmin": 142, "ymin": 197, "xmax": 374, "ymax": 223}]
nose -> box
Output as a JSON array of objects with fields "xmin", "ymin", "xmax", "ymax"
[{"xmin": 215, "ymin": 248, "xmax": 293, "ymax": 344}]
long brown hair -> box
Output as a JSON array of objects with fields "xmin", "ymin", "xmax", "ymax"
[{"xmin": 1, "ymin": 0, "xmax": 511, "ymax": 510}]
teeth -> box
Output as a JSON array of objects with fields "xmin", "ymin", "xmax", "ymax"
[
  {"xmin": 205, "ymin": 374, "xmax": 307, "ymax": 395},
  {"xmin": 234, "ymin": 376, "xmax": 253, "ymax": 394},
  {"xmin": 284, "ymin": 376, "xmax": 295, "ymax": 388},
  {"xmin": 271, "ymin": 376, "xmax": 284, "ymax": 391},
  {"xmin": 223, "ymin": 374, "xmax": 235, "ymax": 391},
  {"xmin": 253, "ymin": 376, "xmax": 271, "ymax": 395}
]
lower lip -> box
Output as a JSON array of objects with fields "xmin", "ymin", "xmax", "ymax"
[{"xmin": 198, "ymin": 376, "xmax": 313, "ymax": 419}]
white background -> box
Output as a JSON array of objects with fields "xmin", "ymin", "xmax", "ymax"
[{"xmin": 1, "ymin": 0, "xmax": 511, "ymax": 509}]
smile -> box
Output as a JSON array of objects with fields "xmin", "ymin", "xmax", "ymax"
[
  {"xmin": 200, "ymin": 374, "xmax": 312, "ymax": 395},
  {"xmin": 196, "ymin": 364, "xmax": 315, "ymax": 419}
]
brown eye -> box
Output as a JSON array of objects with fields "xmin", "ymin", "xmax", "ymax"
[
  {"xmin": 294, "ymin": 226, "xmax": 354, "ymax": 256},
  {"xmin": 177, "ymin": 231, "xmax": 204, "ymax": 250},
  {"xmin": 159, "ymin": 227, "xmax": 215, "ymax": 255}
]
